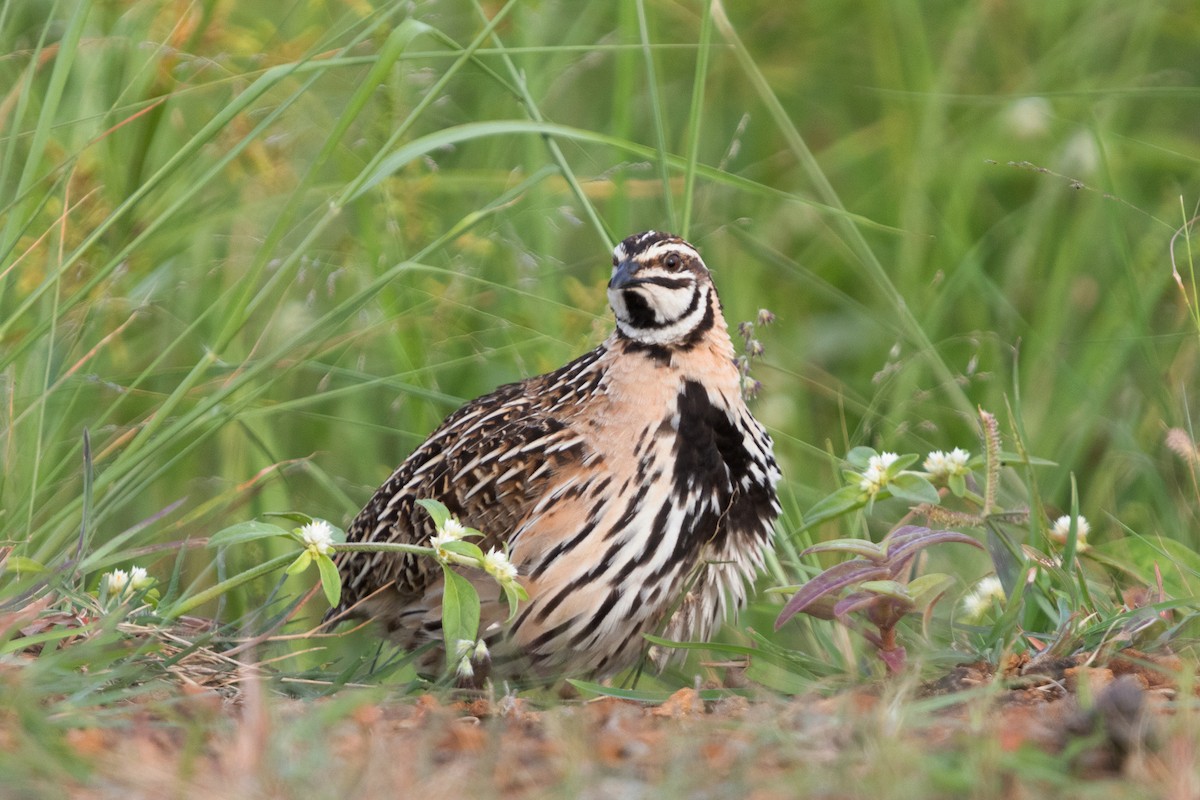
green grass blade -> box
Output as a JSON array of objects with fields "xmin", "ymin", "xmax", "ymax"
[{"xmin": 679, "ymin": 0, "xmax": 713, "ymax": 237}]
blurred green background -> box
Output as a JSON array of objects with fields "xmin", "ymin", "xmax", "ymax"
[{"xmin": 2, "ymin": 0, "xmax": 1198, "ymax": 682}]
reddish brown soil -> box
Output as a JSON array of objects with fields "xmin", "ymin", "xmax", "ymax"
[{"xmin": 33, "ymin": 649, "xmax": 1195, "ymax": 799}]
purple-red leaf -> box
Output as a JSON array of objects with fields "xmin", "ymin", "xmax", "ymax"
[
  {"xmin": 883, "ymin": 524, "xmax": 929, "ymax": 546},
  {"xmin": 775, "ymin": 559, "xmax": 890, "ymax": 629},
  {"xmin": 797, "ymin": 594, "xmax": 840, "ymax": 621},
  {"xmin": 799, "ymin": 538, "xmax": 886, "ymax": 562},
  {"xmin": 832, "ymin": 590, "xmax": 885, "ymax": 620},
  {"xmin": 885, "ymin": 526, "xmax": 983, "ymax": 565}
]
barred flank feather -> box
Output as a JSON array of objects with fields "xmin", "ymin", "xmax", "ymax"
[{"xmin": 329, "ymin": 232, "xmax": 781, "ymax": 680}]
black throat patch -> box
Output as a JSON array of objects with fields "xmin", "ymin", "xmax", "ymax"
[{"xmin": 669, "ymin": 379, "xmax": 750, "ymax": 549}]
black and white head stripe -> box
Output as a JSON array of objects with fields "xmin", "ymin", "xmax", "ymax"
[
  {"xmin": 607, "ymin": 231, "xmax": 716, "ymax": 347},
  {"xmin": 610, "ymin": 230, "xmax": 693, "ymax": 265}
]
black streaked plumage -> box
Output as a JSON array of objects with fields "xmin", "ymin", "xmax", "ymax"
[{"xmin": 329, "ymin": 232, "xmax": 781, "ymax": 680}]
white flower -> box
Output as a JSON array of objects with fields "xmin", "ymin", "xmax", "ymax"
[
  {"xmin": 1049, "ymin": 515, "xmax": 1090, "ymax": 551},
  {"xmin": 961, "ymin": 576, "xmax": 1006, "ymax": 622},
  {"xmin": 429, "ymin": 518, "xmax": 469, "ymax": 562},
  {"xmin": 872, "ymin": 452, "xmax": 900, "ymax": 470},
  {"xmin": 858, "ymin": 465, "xmax": 886, "ymax": 495},
  {"xmin": 430, "ymin": 530, "xmax": 458, "ymax": 562},
  {"xmin": 129, "ymin": 566, "xmax": 153, "ymax": 590},
  {"xmin": 453, "ymin": 639, "xmax": 474, "ymax": 660},
  {"xmin": 451, "ymin": 639, "xmax": 490, "ymax": 676},
  {"xmin": 976, "ymin": 576, "xmax": 1004, "ymax": 600},
  {"xmin": 300, "ymin": 520, "xmax": 335, "ymax": 555},
  {"xmin": 452, "ymin": 639, "xmax": 479, "ymax": 681},
  {"xmin": 858, "ymin": 452, "xmax": 899, "ymax": 496},
  {"xmin": 924, "ymin": 448, "xmax": 971, "ymax": 480},
  {"xmin": 482, "ymin": 548, "xmax": 519, "ymax": 585},
  {"xmin": 104, "ymin": 566, "xmax": 155, "ymax": 599},
  {"xmin": 104, "ymin": 568, "xmax": 130, "ymax": 596}
]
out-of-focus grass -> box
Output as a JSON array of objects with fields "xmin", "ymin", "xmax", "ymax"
[{"xmin": 2, "ymin": 0, "xmax": 1199, "ymax": 791}]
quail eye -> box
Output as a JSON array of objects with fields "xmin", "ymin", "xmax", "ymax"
[
  {"xmin": 664, "ymin": 254, "xmax": 680, "ymax": 269},
  {"xmin": 612, "ymin": 255, "xmax": 618, "ymax": 267}
]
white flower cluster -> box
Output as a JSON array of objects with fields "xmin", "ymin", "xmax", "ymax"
[
  {"xmin": 923, "ymin": 448, "xmax": 971, "ymax": 480},
  {"xmin": 103, "ymin": 566, "xmax": 152, "ymax": 598},
  {"xmin": 430, "ymin": 518, "xmax": 467, "ymax": 561},
  {"xmin": 300, "ymin": 520, "xmax": 335, "ymax": 556},
  {"xmin": 1048, "ymin": 515, "xmax": 1090, "ymax": 551},
  {"xmin": 858, "ymin": 452, "xmax": 899, "ymax": 496},
  {"xmin": 960, "ymin": 575, "xmax": 1005, "ymax": 622},
  {"xmin": 482, "ymin": 548, "xmax": 518, "ymax": 585},
  {"xmin": 453, "ymin": 638, "xmax": 490, "ymax": 681},
  {"xmin": 429, "ymin": 515, "xmax": 522, "ymax": 591}
]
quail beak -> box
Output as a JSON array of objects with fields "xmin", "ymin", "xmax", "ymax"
[{"xmin": 608, "ymin": 259, "xmax": 639, "ymax": 290}]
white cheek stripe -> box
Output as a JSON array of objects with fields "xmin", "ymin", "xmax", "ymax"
[
  {"xmin": 653, "ymin": 286, "xmax": 696, "ymax": 323},
  {"xmin": 615, "ymin": 288, "xmax": 709, "ymax": 345}
]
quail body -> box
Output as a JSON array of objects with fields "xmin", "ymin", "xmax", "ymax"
[{"xmin": 331, "ymin": 231, "xmax": 781, "ymax": 679}]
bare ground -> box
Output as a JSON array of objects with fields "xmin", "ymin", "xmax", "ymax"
[{"xmin": 16, "ymin": 648, "xmax": 1196, "ymax": 800}]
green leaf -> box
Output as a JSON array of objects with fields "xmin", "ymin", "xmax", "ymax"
[
  {"xmin": 841, "ymin": 468, "xmax": 865, "ymax": 485},
  {"xmin": 1090, "ymin": 537, "xmax": 1200, "ymax": 597},
  {"xmin": 948, "ymin": 472, "xmax": 967, "ymax": 497},
  {"xmin": 3, "ymin": 556, "xmax": 47, "ymax": 574},
  {"xmin": 997, "ymin": 451, "xmax": 1057, "ymax": 467},
  {"xmin": 1, "ymin": 623, "xmax": 99, "ymax": 657},
  {"xmin": 744, "ymin": 658, "xmax": 818, "ymax": 694},
  {"xmin": 987, "ymin": 562, "xmax": 1031, "ymax": 648},
  {"xmin": 440, "ymin": 540, "xmax": 485, "ymax": 561},
  {"xmin": 801, "ymin": 484, "xmax": 867, "ymax": 530},
  {"xmin": 316, "ymin": 554, "xmax": 342, "ymax": 608},
  {"xmin": 161, "ymin": 552, "xmax": 296, "ymax": 620},
  {"xmin": 845, "ymin": 446, "xmax": 877, "ymax": 469},
  {"xmin": 262, "ymin": 511, "xmax": 314, "ymax": 526},
  {"xmin": 416, "ymin": 499, "xmax": 451, "ymax": 530},
  {"xmin": 907, "ymin": 573, "xmax": 957, "ymax": 611},
  {"xmin": 208, "ymin": 521, "xmax": 292, "ymax": 549},
  {"xmin": 502, "ymin": 582, "xmax": 527, "ymax": 621},
  {"xmin": 439, "ymin": 566, "xmax": 481, "ymax": 670},
  {"xmin": 285, "ymin": 550, "xmax": 313, "ymax": 575},
  {"xmin": 986, "ymin": 521, "xmax": 1025, "ymax": 597},
  {"xmin": 888, "ymin": 453, "xmax": 921, "ymax": 473},
  {"xmin": 888, "ymin": 473, "xmax": 941, "ymax": 505},
  {"xmin": 857, "ymin": 580, "xmax": 912, "ymax": 602}
]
